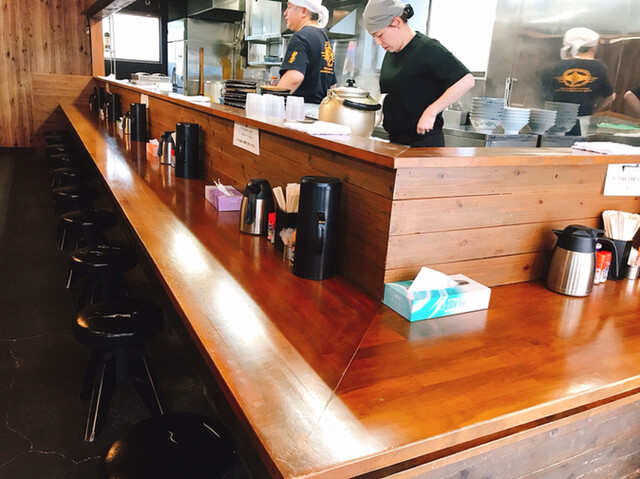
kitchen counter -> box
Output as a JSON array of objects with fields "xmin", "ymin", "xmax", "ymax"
[{"xmin": 63, "ymin": 102, "xmax": 640, "ymax": 478}]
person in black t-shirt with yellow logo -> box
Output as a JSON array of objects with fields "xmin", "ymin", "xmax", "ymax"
[
  {"xmin": 545, "ymin": 28, "xmax": 615, "ymax": 118},
  {"xmin": 277, "ymin": 0, "xmax": 337, "ymax": 107}
]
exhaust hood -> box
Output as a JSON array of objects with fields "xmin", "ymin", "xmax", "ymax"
[{"xmin": 188, "ymin": 0, "xmax": 245, "ymax": 22}]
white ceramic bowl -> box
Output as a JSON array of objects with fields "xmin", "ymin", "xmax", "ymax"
[
  {"xmin": 528, "ymin": 120, "xmax": 556, "ymax": 134},
  {"xmin": 470, "ymin": 117, "xmax": 500, "ymax": 132},
  {"xmin": 501, "ymin": 118, "xmax": 529, "ymax": 135}
]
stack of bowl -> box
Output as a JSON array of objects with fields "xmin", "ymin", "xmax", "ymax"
[
  {"xmin": 500, "ymin": 107, "xmax": 530, "ymax": 134},
  {"xmin": 470, "ymin": 97, "xmax": 504, "ymax": 133},
  {"xmin": 544, "ymin": 101, "xmax": 580, "ymax": 135},
  {"xmin": 528, "ymin": 108, "xmax": 558, "ymax": 135}
]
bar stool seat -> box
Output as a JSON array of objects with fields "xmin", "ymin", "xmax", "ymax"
[
  {"xmin": 66, "ymin": 242, "xmax": 137, "ymax": 310},
  {"xmin": 52, "ymin": 185, "xmax": 98, "ymax": 215},
  {"xmin": 51, "ymin": 166, "xmax": 81, "ymax": 188},
  {"xmin": 58, "ymin": 209, "xmax": 117, "ymax": 250},
  {"xmin": 74, "ymin": 299, "xmax": 164, "ymax": 442},
  {"xmin": 100, "ymin": 413, "xmax": 236, "ymax": 479}
]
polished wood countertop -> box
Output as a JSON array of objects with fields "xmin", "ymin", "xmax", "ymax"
[{"xmin": 64, "ymin": 103, "xmax": 640, "ymax": 477}]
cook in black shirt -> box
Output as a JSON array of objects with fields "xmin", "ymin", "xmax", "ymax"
[
  {"xmin": 363, "ymin": 0, "xmax": 474, "ymax": 146},
  {"xmin": 277, "ymin": 0, "xmax": 336, "ymax": 104}
]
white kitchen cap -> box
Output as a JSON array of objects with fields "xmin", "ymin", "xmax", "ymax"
[
  {"xmin": 561, "ymin": 27, "xmax": 600, "ymax": 59},
  {"xmin": 363, "ymin": 0, "xmax": 406, "ymax": 34},
  {"xmin": 289, "ymin": 0, "xmax": 329, "ymax": 28}
]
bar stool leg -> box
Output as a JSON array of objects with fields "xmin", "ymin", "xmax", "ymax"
[
  {"xmin": 131, "ymin": 348, "xmax": 164, "ymax": 417},
  {"xmin": 85, "ymin": 354, "xmax": 116, "ymax": 442}
]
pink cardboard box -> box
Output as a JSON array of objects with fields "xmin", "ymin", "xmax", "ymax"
[{"xmin": 205, "ymin": 185, "xmax": 243, "ymax": 211}]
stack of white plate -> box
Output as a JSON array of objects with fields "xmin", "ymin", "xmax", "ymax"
[
  {"xmin": 528, "ymin": 108, "xmax": 558, "ymax": 134},
  {"xmin": 500, "ymin": 107, "xmax": 530, "ymax": 134},
  {"xmin": 470, "ymin": 97, "xmax": 504, "ymax": 133},
  {"xmin": 544, "ymin": 101, "xmax": 580, "ymax": 135}
]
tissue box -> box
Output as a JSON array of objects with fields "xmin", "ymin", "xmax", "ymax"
[
  {"xmin": 205, "ymin": 185, "xmax": 243, "ymax": 211},
  {"xmin": 383, "ymin": 274, "xmax": 491, "ymax": 322}
]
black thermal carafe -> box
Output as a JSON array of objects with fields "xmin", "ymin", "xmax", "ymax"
[
  {"xmin": 107, "ymin": 92, "xmax": 122, "ymax": 124},
  {"xmin": 293, "ymin": 176, "xmax": 342, "ymax": 280},
  {"xmin": 175, "ymin": 122, "xmax": 199, "ymax": 179},
  {"xmin": 130, "ymin": 103, "xmax": 148, "ymax": 142}
]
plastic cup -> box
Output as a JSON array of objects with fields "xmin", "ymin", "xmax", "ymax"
[{"xmin": 286, "ymin": 96, "xmax": 305, "ymax": 121}]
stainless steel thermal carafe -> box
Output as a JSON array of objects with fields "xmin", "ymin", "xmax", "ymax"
[
  {"xmin": 546, "ymin": 225, "xmax": 615, "ymax": 296},
  {"xmin": 239, "ymin": 178, "xmax": 274, "ymax": 235}
]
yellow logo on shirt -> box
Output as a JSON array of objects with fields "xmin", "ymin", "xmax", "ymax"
[
  {"xmin": 557, "ymin": 68, "xmax": 597, "ymax": 92},
  {"xmin": 288, "ymin": 51, "xmax": 298, "ymax": 64},
  {"xmin": 321, "ymin": 42, "xmax": 334, "ymax": 74}
]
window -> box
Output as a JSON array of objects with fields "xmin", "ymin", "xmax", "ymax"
[
  {"xmin": 103, "ymin": 12, "xmax": 161, "ymax": 63},
  {"xmin": 427, "ymin": 0, "xmax": 497, "ymax": 75}
]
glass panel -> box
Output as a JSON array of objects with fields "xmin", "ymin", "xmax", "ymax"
[{"xmin": 102, "ymin": 13, "xmax": 161, "ymax": 63}]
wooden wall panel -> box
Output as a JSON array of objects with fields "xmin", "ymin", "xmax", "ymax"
[
  {"xmin": 393, "ymin": 164, "xmax": 608, "ymax": 199},
  {"xmin": 389, "ymin": 193, "xmax": 640, "ymax": 236},
  {"xmin": 0, "ymin": 0, "xmax": 91, "ymax": 147},
  {"xmin": 32, "ymin": 73, "xmax": 95, "ymax": 155}
]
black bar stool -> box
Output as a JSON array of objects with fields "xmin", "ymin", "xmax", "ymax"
[
  {"xmin": 57, "ymin": 209, "xmax": 117, "ymax": 250},
  {"xmin": 51, "ymin": 166, "xmax": 81, "ymax": 188},
  {"xmin": 100, "ymin": 413, "xmax": 236, "ymax": 479},
  {"xmin": 52, "ymin": 185, "xmax": 98, "ymax": 215},
  {"xmin": 66, "ymin": 242, "xmax": 137, "ymax": 311},
  {"xmin": 74, "ymin": 299, "xmax": 164, "ymax": 442}
]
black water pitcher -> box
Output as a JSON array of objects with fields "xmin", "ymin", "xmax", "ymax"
[
  {"xmin": 130, "ymin": 103, "xmax": 147, "ymax": 142},
  {"xmin": 107, "ymin": 93, "xmax": 122, "ymax": 124},
  {"xmin": 175, "ymin": 122, "xmax": 199, "ymax": 179},
  {"xmin": 293, "ymin": 176, "xmax": 341, "ymax": 280}
]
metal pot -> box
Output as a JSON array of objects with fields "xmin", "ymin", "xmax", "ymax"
[{"xmin": 318, "ymin": 79, "xmax": 382, "ymax": 137}]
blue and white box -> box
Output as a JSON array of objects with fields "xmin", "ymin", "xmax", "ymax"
[{"xmin": 383, "ymin": 273, "xmax": 491, "ymax": 322}]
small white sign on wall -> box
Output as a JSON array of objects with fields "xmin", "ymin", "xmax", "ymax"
[
  {"xmin": 233, "ymin": 123, "xmax": 260, "ymax": 155},
  {"xmin": 140, "ymin": 94, "xmax": 149, "ymax": 106},
  {"xmin": 603, "ymin": 163, "xmax": 640, "ymax": 196}
]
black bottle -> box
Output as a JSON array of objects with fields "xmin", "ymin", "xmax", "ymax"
[
  {"xmin": 175, "ymin": 122, "xmax": 199, "ymax": 179},
  {"xmin": 293, "ymin": 176, "xmax": 342, "ymax": 280}
]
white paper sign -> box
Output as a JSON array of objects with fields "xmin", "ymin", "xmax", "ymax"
[
  {"xmin": 603, "ymin": 163, "xmax": 640, "ymax": 196},
  {"xmin": 233, "ymin": 123, "xmax": 260, "ymax": 155},
  {"xmin": 140, "ymin": 94, "xmax": 149, "ymax": 106}
]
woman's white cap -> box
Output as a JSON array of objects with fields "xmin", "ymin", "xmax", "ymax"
[
  {"xmin": 363, "ymin": 0, "xmax": 405, "ymax": 35},
  {"xmin": 289, "ymin": 0, "xmax": 329, "ymax": 29},
  {"xmin": 561, "ymin": 27, "xmax": 600, "ymax": 59}
]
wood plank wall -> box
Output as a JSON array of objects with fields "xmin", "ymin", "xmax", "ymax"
[
  {"xmin": 0, "ymin": 0, "xmax": 92, "ymax": 147},
  {"xmin": 386, "ymin": 164, "xmax": 640, "ymax": 287}
]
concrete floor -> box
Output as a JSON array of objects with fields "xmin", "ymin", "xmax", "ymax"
[{"xmin": 0, "ymin": 148, "xmax": 253, "ymax": 478}]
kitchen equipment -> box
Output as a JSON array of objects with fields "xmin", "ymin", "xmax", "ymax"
[
  {"xmin": 130, "ymin": 103, "xmax": 147, "ymax": 142},
  {"xmin": 239, "ymin": 178, "xmax": 274, "ymax": 235},
  {"xmin": 167, "ymin": 18, "xmax": 242, "ymax": 96},
  {"xmin": 293, "ymin": 176, "xmax": 341, "ymax": 280},
  {"xmin": 158, "ymin": 131, "xmax": 176, "ymax": 165},
  {"xmin": 546, "ymin": 225, "xmax": 616, "ymax": 296},
  {"xmin": 175, "ymin": 123, "xmax": 199, "ymax": 178},
  {"xmin": 318, "ymin": 79, "xmax": 382, "ymax": 137}
]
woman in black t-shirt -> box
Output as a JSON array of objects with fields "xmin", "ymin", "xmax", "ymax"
[{"xmin": 363, "ymin": 0, "xmax": 474, "ymax": 147}]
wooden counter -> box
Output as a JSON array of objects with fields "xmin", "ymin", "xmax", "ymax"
[
  {"xmin": 96, "ymin": 79, "xmax": 640, "ymax": 300},
  {"xmin": 63, "ymin": 103, "xmax": 640, "ymax": 478}
]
